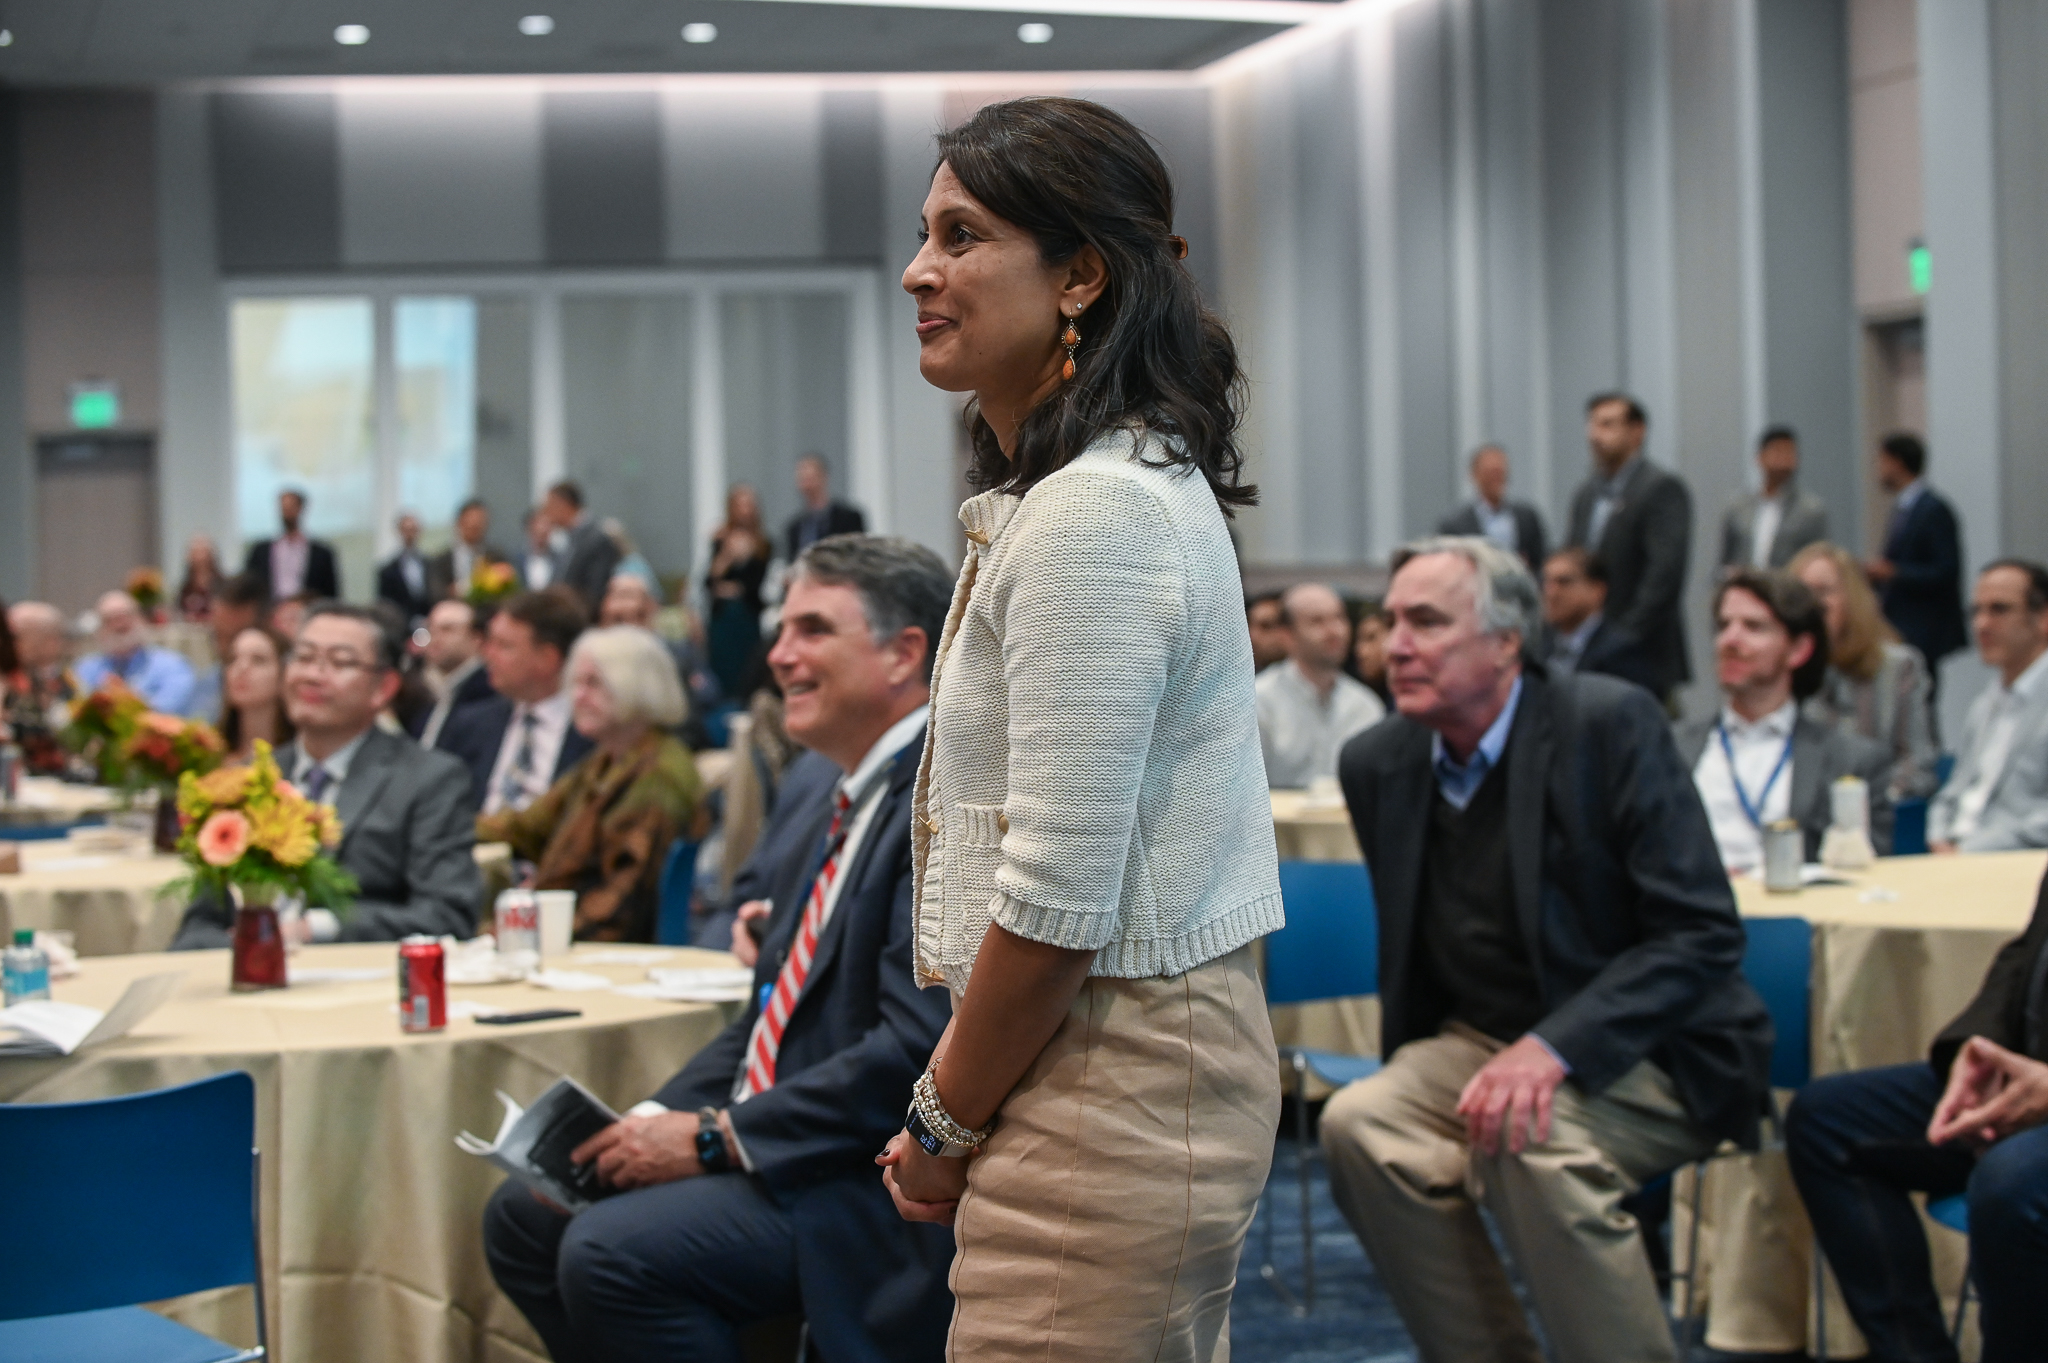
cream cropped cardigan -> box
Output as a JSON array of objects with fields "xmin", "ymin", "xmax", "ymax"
[{"xmin": 911, "ymin": 428, "xmax": 1285, "ymax": 991}]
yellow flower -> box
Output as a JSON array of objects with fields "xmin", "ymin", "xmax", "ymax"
[
  {"xmin": 314, "ymin": 805, "xmax": 344, "ymax": 849},
  {"xmin": 249, "ymin": 803, "xmax": 318, "ymax": 868},
  {"xmin": 194, "ymin": 765, "xmax": 253, "ymax": 807}
]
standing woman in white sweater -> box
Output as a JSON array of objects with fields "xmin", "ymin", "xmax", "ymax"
[{"xmin": 877, "ymin": 97, "xmax": 1284, "ymax": 1360}]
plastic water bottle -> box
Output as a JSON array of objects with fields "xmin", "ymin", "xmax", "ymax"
[{"xmin": 3, "ymin": 929, "xmax": 50, "ymax": 1005}]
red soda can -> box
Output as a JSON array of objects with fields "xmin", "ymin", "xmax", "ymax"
[{"xmin": 398, "ymin": 935, "xmax": 447, "ymax": 1033}]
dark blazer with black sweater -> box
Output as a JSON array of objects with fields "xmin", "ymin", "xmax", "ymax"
[
  {"xmin": 433, "ymin": 691, "xmax": 595, "ymax": 811},
  {"xmin": 1567, "ymin": 458, "xmax": 1694, "ymax": 697},
  {"xmin": 1880, "ymin": 485, "xmax": 1969, "ymax": 668},
  {"xmin": 1438, "ymin": 500, "xmax": 1549, "ymax": 575},
  {"xmin": 241, "ymin": 535, "xmax": 340, "ymax": 602},
  {"xmin": 1338, "ymin": 668, "xmax": 1774, "ymax": 1147},
  {"xmin": 1673, "ymin": 713, "xmax": 1897, "ymax": 862},
  {"xmin": 654, "ymin": 726, "xmax": 955, "ymax": 1360}
]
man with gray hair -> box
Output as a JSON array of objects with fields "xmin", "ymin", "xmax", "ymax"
[
  {"xmin": 74, "ymin": 590, "xmax": 197, "ymax": 715},
  {"xmin": 1255, "ymin": 581, "xmax": 1384, "ymax": 788},
  {"xmin": 1320, "ymin": 534, "xmax": 1771, "ymax": 1363}
]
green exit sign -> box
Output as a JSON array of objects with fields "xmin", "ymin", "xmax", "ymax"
[
  {"xmin": 69, "ymin": 381, "xmax": 120, "ymax": 429},
  {"xmin": 1908, "ymin": 239, "xmax": 1931, "ymax": 295}
]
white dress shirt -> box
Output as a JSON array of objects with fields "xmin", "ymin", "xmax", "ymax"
[
  {"xmin": 1474, "ymin": 499, "xmax": 1519, "ymax": 555},
  {"xmin": 1548, "ymin": 612, "xmax": 1604, "ymax": 675},
  {"xmin": 1950, "ymin": 649, "xmax": 2048, "ymax": 842},
  {"xmin": 1749, "ymin": 493, "xmax": 1785, "ymax": 568},
  {"xmin": 1256, "ymin": 659, "xmax": 1387, "ymax": 789},
  {"xmin": 271, "ymin": 534, "xmax": 310, "ymax": 598},
  {"xmin": 452, "ymin": 542, "xmax": 480, "ymax": 593},
  {"xmin": 482, "ymin": 688, "xmax": 575, "ymax": 815},
  {"xmin": 1587, "ymin": 455, "xmax": 1644, "ymax": 548},
  {"xmin": 1692, "ymin": 699, "xmax": 1798, "ymax": 873},
  {"xmin": 523, "ymin": 550, "xmax": 555, "ymax": 591}
]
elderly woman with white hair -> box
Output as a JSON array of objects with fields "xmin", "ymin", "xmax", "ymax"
[{"xmin": 476, "ymin": 625, "xmax": 703, "ymax": 942}]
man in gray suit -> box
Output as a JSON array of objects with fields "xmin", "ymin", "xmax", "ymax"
[
  {"xmin": 1675, "ymin": 569, "xmax": 1893, "ymax": 871},
  {"xmin": 170, "ymin": 603, "xmax": 482, "ymax": 947},
  {"xmin": 1717, "ymin": 426, "xmax": 1829, "ymax": 572},
  {"xmin": 544, "ymin": 480, "xmax": 623, "ymax": 617},
  {"xmin": 1930, "ymin": 560, "xmax": 2048, "ymax": 853}
]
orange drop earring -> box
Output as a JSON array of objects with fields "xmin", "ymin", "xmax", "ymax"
[{"xmin": 1060, "ymin": 311, "xmax": 1081, "ymax": 381}]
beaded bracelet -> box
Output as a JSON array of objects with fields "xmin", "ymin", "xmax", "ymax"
[{"xmin": 913, "ymin": 1066, "xmax": 994, "ymax": 1150}]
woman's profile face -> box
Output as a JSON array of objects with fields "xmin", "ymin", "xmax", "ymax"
[
  {"xmin": 224, "ymin": 629, "xmax": 281, "ymax": 710},
  {"xmin": 569, "ymin": 655, "xmax": 620, "ymax": 740},
  {"xmin": 902, "ymin": 163, "xmax": 1082, "ymax": 399},
  {"xmin": 1797, "ymin": 556, "xmax": 1848, "ymax": 646},
  {"xmin": 1353, "ymin": 615, "xmax": 1390, "ymax": 682}
]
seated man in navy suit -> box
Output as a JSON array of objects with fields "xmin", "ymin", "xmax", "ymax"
[
  {"xmin": 482, "ymin": 535, "xmax": 957, "ymax": 1363},
  {"xmin": 435, "ymin": 589, "xmax": 594, "ymax": 812}
]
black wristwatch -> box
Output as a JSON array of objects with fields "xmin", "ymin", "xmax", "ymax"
[{"xmin": 695, "ymin": 1107, "xmax": 733, "ymax": 1174}]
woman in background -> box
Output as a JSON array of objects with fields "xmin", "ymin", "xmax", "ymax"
[
  {"xmin": 477, "ymin": 626, "xmax": 702, "ymax": 942},
  {"xmin": 1347, "ymin": 599, "xmax": 1394, "ymax": 708},
  {"xmin": 704, "ymin": 484, "xmax": 770, "ymax": 699},
  {"xmin": 219, "ymin": 626, "xmax": 295, "ymax": 764},
  {"xmin": 1791, "ymin": 541, "xmax": 1940, "ymax": 799},
  {"xmin": 177, "ymin": 535, "xmax": 223, "ymax": 621}
]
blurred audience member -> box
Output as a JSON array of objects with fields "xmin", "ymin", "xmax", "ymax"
[
  {"xmin": 219, "ymin": 625, "xmax": 296, "ymax": 763},
  {"xmin": 706, "ymin": 484, "xmax": 771, "ymax": 699},
  {"xmin": 1538, "ymin": 548, "xmax": 1659, "ymax": 692},
  {"xmin": 1439, "ymin": 444, "xmax": 1547, "ymax": 574},
  {"xmin": 783, "ymin": 454, "xmax": 866, "ymax": 560},
  {"xmin": 521, "ymin": 509, "xmax": 556, "ymax": 592},
  {"xmin": 1867, "ymin": 433, "xmax": 1968, "ymax": 690},
  {"xmin": 1246, "ymin": 590, "xmax": 1288, "ymax": 673},
  {"xmin": 414, "ymin": 599, "xmax": 491, "ymax": 747},
  {"xmin": 242, "ymin": 488, "xmax": 339, "ymax": 602},
  {"xmin": 188, "ymin": 574, "xmax": 270, "ymax": 725},
  {"xmin": 544, "ymin": 480, "xmax": 622, "ymax": 616},
  {"xmin": 1675, "ymin": 570, "xmax": 1892, "ymax": 873},
  {"xmin": 1929, "ymin": 560, "xmax": 2048, "ymax": 853},
  {"xmin": 1791, "ymin": 542, "xmax": 1940, "ymax": 800},
  {"xmin": 1256, "ymin": 582, "xmax": 1384, "ymax": 789},
  {"xmin": 600, "ymin": 573, "xmax": 719, "ymax": 721},
  {"xmin": 270, "ymin": 593, "xmax": 315, "ymax": 641},
  {"xmin": 478, "ymin": 627, "xmax": 703, "ymax": 942},
  {"xmin": 604, "ymin": 518, "xmax": 659, "ymax": 592},
  {"xmin": 169, "ymin": 604, "xmax": 481, "ymax": 947},
  {"xmin": 437, "ymin": 589, "xmax": 592, "ymax": 813},
  {"xmin": 1347, "ymin": 600, "xmax": 1393, "ymax": 707},
  {"xmin": 376, "ymin": 511, "xmax": 434, "ymax": 626},
  {"xmin": 5, "ymin": 601, "xmax": 75, "ymax": 775},
  {"xmin": 1567, "ymin": 394, "xmax": 1693, "ymax": 703},
  {"xmin": 75, "ymin": 591, "xmax": 196, "ymax": 715},
  {"xmin": 428, "ymin": 498, "xmax": 505, "ymax": 601},
  {"xmin": 176, "ymin": 535, "xmax": 223, "ymax": 620},
  {"xmin": 1718, "ymin": 426, "xmax": 1828, "ymax": 571}
]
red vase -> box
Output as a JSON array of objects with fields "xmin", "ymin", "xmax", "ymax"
[
  {"xmin": 230, "ymin": 894, "xmax": 288, "ymax": 991},
  {"xmin": 152, "ymin": 792, "xmax": 182, "ymax": 854}
]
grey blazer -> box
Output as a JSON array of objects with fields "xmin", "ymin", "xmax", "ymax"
[
  {"xmin": 1674, "ymin": 712, "xmax": 1896, "ymax": 859},
  {"xmin": 1928, "ymin": 675, "xmax": 2048, "ymax": 851},
  {"xmin": 168, "ymin": 727, "xmax": 484, "ymax": 948},
  {"xmin": 1717, "ymin": 485, "xmax": 1829, "ymax": 570}
]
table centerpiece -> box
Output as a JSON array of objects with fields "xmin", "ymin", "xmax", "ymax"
[{"xmin": 122, "ymin": 711, "xmax": 227, "ymax": 851}]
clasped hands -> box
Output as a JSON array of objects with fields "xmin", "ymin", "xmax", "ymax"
[
  {"xmin": 1928, "ymin": 1035, "xmax": 2048, "ymax": 1152},
  {"xmin": 877, "ymin": 1131, "xmax": 970, "ymax": 1225}
]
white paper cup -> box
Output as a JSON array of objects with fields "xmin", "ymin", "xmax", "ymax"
[{"xmin": 536, "ymin": 890, "xmax": 576, "ymax": 959}]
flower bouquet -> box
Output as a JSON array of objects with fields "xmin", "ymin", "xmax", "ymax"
[
  {"xmin": 124, "ymin": 713, "xmax": 228, "ymax": 850},
  {"xmin": 126, "ymin": 566, "xmax": 166, "ymax": 620},
  {"xmin": 172, "ymin": 741, "xmax": 356, "ymax": 990},
  {"xmin": 61, "ymin": 677, "xmax": 148, "ymax": 788},
  {"xmin": 468, "ymin": 560, "xmax": 519, "ymax": 608}
]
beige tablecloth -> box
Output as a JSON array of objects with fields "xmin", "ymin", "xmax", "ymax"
[
  {"xmin": 1, "ymin": 941, "xmax": 741, "ymax": 1363},
  {"xmin": 1271, "ymin": 791, "xmax": 2041, "ymax": 1357}
]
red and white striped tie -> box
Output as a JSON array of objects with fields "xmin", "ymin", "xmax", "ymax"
[{"xmin": 738, "ymin": 789, "xmax": 854, "ymax": 1098}]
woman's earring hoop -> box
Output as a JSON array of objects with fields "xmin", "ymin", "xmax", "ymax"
[{"xmin": 1060, "ymin": 313, "xmax": 1081, "ymax": 381}]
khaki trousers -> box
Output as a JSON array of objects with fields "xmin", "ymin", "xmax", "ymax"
[{"xmin": 1319, "ymin": 1025, "xmax": 1717, "ymax": 1363}]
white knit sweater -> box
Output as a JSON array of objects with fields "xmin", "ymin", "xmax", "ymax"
[{"xmin": 911, "ymin": 428, "xmax": 1285, "ymax": 991}]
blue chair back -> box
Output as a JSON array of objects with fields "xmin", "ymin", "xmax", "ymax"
[
  {"xmin": 0, "ymin": 1071, "xmax": 257, "ymax": 1321},
  {"xmin": 1893, "ymin": 798, "xmax": 1930, "ymax": 856},
  {"xmin": 1741, "ymin": 916, "xmax": 1812, "ymax": 1091},
  {"xmin": 1264, "ymin": 861, "xmax": 1379, "ymax": 1006},
  {"xmin": 1935, "ymin": 751, "xmax": 1956, "ymax": 788},
  {"xmin": 656, "ymin": 838, "xmax": 700, "ymax": 946}
]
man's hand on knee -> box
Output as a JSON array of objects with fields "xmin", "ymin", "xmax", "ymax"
[
  {"xmin": 574, "ymin": 1112, "xmax": 705, "ymax": 1190},
  {"xmin": 1457, "ymin": 1035, "xmax": 1566, "ymax": 1157}
]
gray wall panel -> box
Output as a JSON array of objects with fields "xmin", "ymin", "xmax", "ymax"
[
  {"xmin": 1077, "ymin": 86, "xmax": 1220, "ymax": 302},
  {"xmin": 1991, "ymin": 0, "xmax": 2048, "ymax": 565},
  {"xmin": 544, "ymin": 90, "xmax": 664, "ymax": 267},
  {"xmin": 340, "ymin": 87, "xmax": 543, "ymax": 267},
  {"xmin": 664, "ymin": 86, "xmax": 824, "ymax": 262},
  {"xmin": 211, "ymin": 92, "xmax": 340, "ymax": 273},
  {"xmin": 1393, "ymin": 0, "xmax": 1457, "ymax": 538},
  {"xmin": 822, "ymin": 89, "xmax": 884, "ymax": 262}
]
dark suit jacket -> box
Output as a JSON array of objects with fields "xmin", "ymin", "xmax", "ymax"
[
  {"xmin": 242, "ymin": 536, "xmax": 340, "ymax": 601},
  {"xmin": 1538, "ymin": 617, "xmax": 1661, "ymax": 694},
  {"xmin": 655, "ymin": 728, "xmax": 954, "ymax": 1360},
  {"xmin": 1338, "ymin": 669, "xmax": 1774, "ymax": 1146},
  {"xmin": 784, "ymin": 502, "xmax": 867, "ymax": 562},
  {"xmin": 1673, "ymin": 714, "xmax": 1897, "ymax": 860},
  {"xmin": 1881, "ymin": 488, "xmax": 1968, "ymax": 666},
  {"xmin": 376, "ymin": 552, "xmax": 434, "ymax": 622},
  {"xmin": 433, "ymin": 692, "xmax": 595, "ymax": 811},
  {"xmin": 1567, "ymin": 460, "xmax": 1694, "ymax": 696},
  {"xmin": 424, "ymin": 543, "xmax": 508, "ymax": 602},
  {"xmin": 692, "ymin": 749, "xmax": 841, "ymax": 951},
  {"xmin": 556, "ymin": 520, "xmax": 621, "ymax": 615},
  {"xmin": 408, "ymin": 658, "xmax": 496, "ymax": 742},
  {"xmin": 1932, "ymin": 865, "xmax": 2048, "ymax": 1075},
  {"xmin": 170, "ymin": 728, "xmax": 483, "ymax": 947},
  {"xmin": 1438, "ymin": 501, "xmax": 1549, "ymax": 574}
]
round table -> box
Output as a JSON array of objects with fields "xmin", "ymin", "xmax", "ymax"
[{"xmin": 0, "ymin": 940, "xmax": 742, "ymax": 1363}]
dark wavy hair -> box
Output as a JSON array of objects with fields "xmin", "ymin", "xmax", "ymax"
[
  {"xmin": 1715, "ymin": 569, "xmax": 1830, "ymax": 702},
  {"xmin": 935, "ymin": 97, "xmax": 1254, "ymax": 513}
]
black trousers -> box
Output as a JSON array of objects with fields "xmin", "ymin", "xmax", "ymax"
[{"xmin": 484, "ymin": 1171, "xmax": 802, "ymax": 1363}]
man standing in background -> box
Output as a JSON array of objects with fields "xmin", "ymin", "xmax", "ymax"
[
  {"xmin": 427, "ymin": 498, "xmax": 504, "ymax": 602},
  {"xmin": 1866, "ymin": 433, "xmax": 1968, "ymax": 691},
  {"xmin": 543, "ymin": 481, "xmax": 621, "ymax": 616},
  {"xmin": 1718, "ymin": 426, "xmax": 1829, "ymax": 572},
  {"xmin": 242, "ymin": 488, "xmax": 339, "ymax": 602},
  {"xmin": 783, "ymin": 454, "xmax": 866, "ymax": 561},
  {"xmin": 1439, "ymin": 444, "xmax": 1548, "ymax": 575},
  {"xmin": 1566, "ymin": 394, "xmax": 1694, "ymax": 705},
  {"xmin": 376, "ymin": 512, "xmax": 434, "ymax": 627}
]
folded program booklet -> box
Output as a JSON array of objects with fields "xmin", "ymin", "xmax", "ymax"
[
  {"xmin": 456, "ymin": 1076, "xmax": 623, "ymax": 1212},
  {"xmin": 0, "ymin": 971, "xmax": 186, "ymax": 1058}
]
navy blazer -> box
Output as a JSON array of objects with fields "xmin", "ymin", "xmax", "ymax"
[
  {"xmin": 432, "ymin": 692, "xmax": 594, "ymax": 811},
  {"xmin": 656, "ymin": 727, "xmax": 954, "ymax": 1359},
  {"xmin": 692, "ymin": 749, "xmax": 841, "ymax": 952},
  {"xmin": 1338, "ymin": 670, "xmax": 1774, "ymax": 1146},
  {"xmin": 1881, "ymin": 488, "xmax": 1968, "ymax": 666},
  {"xmin": 1566, "ymin": 460, "xmax": 1694, "ymax": 696}
]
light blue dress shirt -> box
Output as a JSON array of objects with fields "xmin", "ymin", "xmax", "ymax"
[
  {"xmin": 1430, "ymin": 676, "xmax": 1524, "ymax": 811},
  {"xmin": 75, "ymin": 647, "xmax": 198, "ymax": 716}
]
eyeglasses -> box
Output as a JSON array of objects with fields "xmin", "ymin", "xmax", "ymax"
[{"xmin": 287, "ymin": 647, "xmax": 379, "ymax": 676}]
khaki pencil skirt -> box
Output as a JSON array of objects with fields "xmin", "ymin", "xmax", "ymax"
[{"xmin": 946, "ymin": 944, "xmax": 1280, "ymax": 1361}]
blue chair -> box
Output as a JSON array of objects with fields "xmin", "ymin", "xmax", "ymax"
[
  {"xmin": 655, "ymin": 838, "xmax": 701, "ymax": 946},
  {"xmin": 1675, "ymin": 916, "xmax": 1813, "ymax": 1360},
  {"xmin": 1257, "ymin": 859, "xmax": 1381, "ymax": 1314},
  {"xmin": 1892, "ymin": 798, "xmax": 1930, "ymax": 856},
  {"xmin": 1925, "ymin": 1193, "xmax": 1974, "ymax": 1348},
  {"xmin": 0, "ymin": 1071, "xmax": 267, "ymax": 1362}
]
